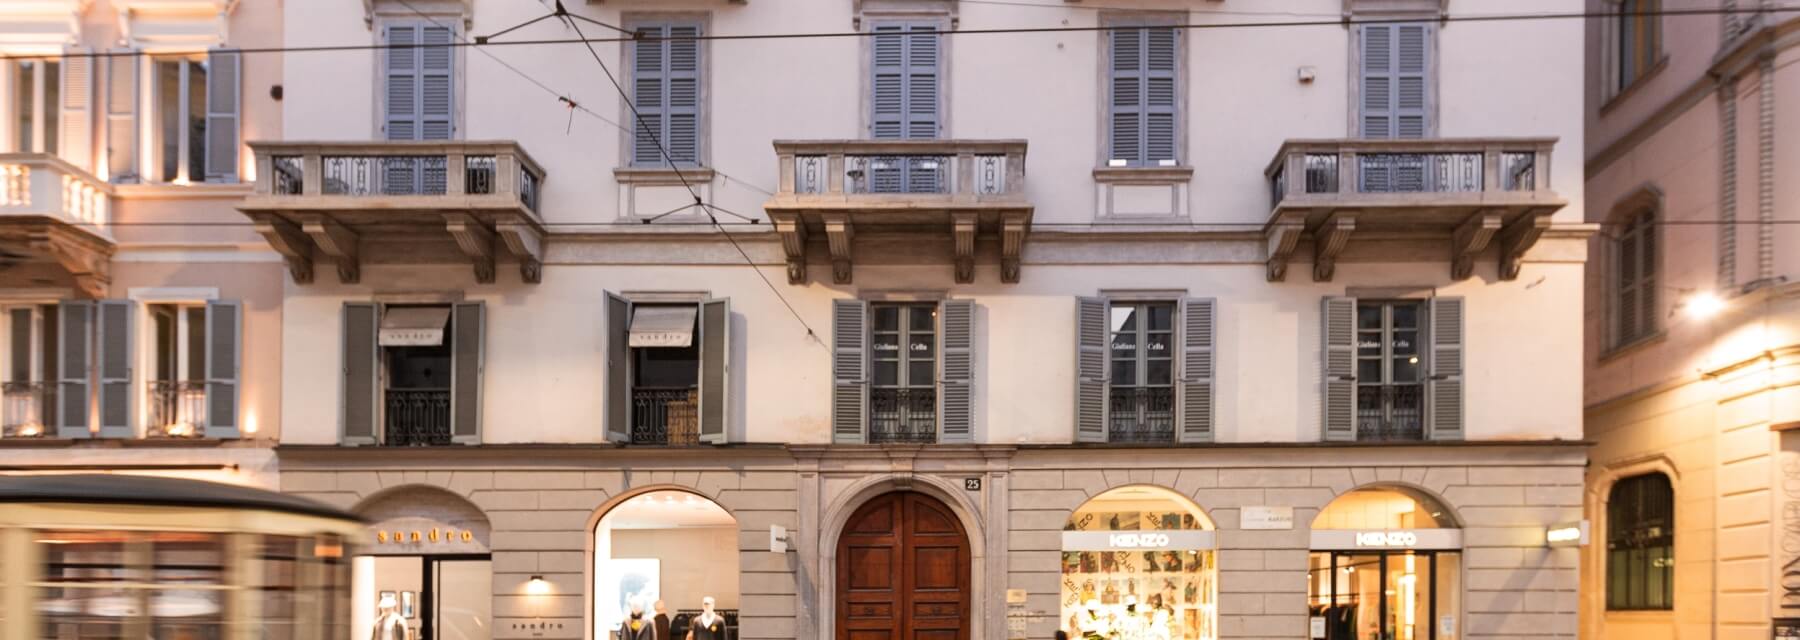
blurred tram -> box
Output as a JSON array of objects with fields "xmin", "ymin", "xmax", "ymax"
[{"xmin": 0, "ymin": 474, "xmax": 362, "ymax": 639}]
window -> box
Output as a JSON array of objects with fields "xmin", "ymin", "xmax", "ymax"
[
  {"xmin": 1105, "ymin": 24, "xmax": 1178, "ymax": 167},
  {"xmin": 1356, "ymin": 301, "xmax": 1424, "ymax": 441},
  {"xmin": 341, "ymin": 302, "xmax": 483, "ymax": 446},
  {"xmin": 146, "ymin": 302, "xmax": 240, "ymax": 439},
  {"xmin": 1107, "ymin": 302, "xmax": 1175, "ymax": 443},
  {"xmin": 1321, "ymin": 297, "xmax": 1462, "ymax": 442},
  {"xmin": 1358, "ymin": 23, "xmax": 1433, "ymax": 139},
  {"xmin": 831, "ymin": 299, "xmax": 973, "ymax": 444},
  {"xmin": 628, "ymin": 20, "xmax": 702, "ymax": 166},
  {"xmin": 1075, "ymin": 297, "xmax": 1214, "ymax": 444},
  {"xmin": 1, "ymin": 304, "xmax": 57, "ymax": 438},
  {"xmin": 602, "ymin": 295, "xmax": 729, "ymax": 445},
  {"xmin": 7, "ymin": 60, "xmax": 60, "ymax": 154},
  {"xmin": 869, "ymin": 21, "xmax": 940, "ymax": 141},
  {"xmin": 1614, "ymin": 0, "xmax": 1661, "ymax": 94},
  {"xmin": 1613, "ymin": 210, "xmax": 1656, "ymax": 347},
  {"xmin": 1607, "ymin": 473, "xmax": 1673, "ymax": 610},
  {"xmin": 145, "ymin": 51, "xmax": 239, "ymax": 182},
  {"xmin": 383, "ymin": 23, "xmax": 455, "ymax": 142}
]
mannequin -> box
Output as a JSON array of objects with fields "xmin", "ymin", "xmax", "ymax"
[
  {"xmin": 1077, "ymin": 598, "xmax": 1110, "ymax": 640},
  {"xmin": 371, "ymin": 593, "xmax": 413, "ymax": 640},
  {"xmin": 653, "ymin": 600, "xmax": 672, "ymax": 640},
  {"xmin": 620, "ymin": 599, "xmax": 657, "ymax": 640},
  {"xmin": 689, "ymin": 596, "xmax": 727, "ymax": 640}
]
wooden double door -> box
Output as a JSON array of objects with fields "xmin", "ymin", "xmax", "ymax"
[{"xmin": 836, "ymin": 491, "xmax": 971, "ymax": 640}]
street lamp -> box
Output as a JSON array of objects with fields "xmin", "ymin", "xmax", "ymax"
[{"xmin": 1682, "ymin": 291, "xmax": 1726, "ymax": 319}]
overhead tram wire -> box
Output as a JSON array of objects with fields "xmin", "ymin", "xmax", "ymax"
[{"xmin": 1, "ymin": 6, "xmax": 1794, "ymax": 61}]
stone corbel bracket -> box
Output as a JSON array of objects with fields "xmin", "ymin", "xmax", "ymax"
[
  {"xmin": 495, "ymin": 218, "xmax": 545, "ymax": 284},
  {"xmin": 300, "ymin": 215, "xmax": 360, "ymax": 284},
  {"xmin": 1451, "ymin": 210, "xmax": 1502, "ymax": 281},
  {"xmin": 1497, "ymin": 211, "xmax": 1553, "ymax": 281},
  {"xmin": 1000, "ymin": 212, "xmax": 1029, "ymax": 284},
  {"xmin": 773, "ymin": 215, "xmax": 808, "ymax": 284},
  {"xmin": 446, "ymin": 214, "xmax": 497, "ymax": 284},
  {"xmin": 1263, "ymin": 211, "xmax": 1306, "ymax": 282},
  {"xmin": 823, "ymin": 213, "xmax": 854, "ymax": 285},
  {"xmin": 952, "ymin": 213, "xmax": 977, "ymax": 284},
  {"xmin": 1311, "ymin": 211, "xmax": 1356, "ymax": 282},
  {"xmin": 34, "ymin": 227, "xmax": 113, "ymax": 299},
  {"xmin": 251, "ymin": 215, "xmax": 314, "ymax": 285}
]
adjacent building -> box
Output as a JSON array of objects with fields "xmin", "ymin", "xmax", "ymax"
[
  {"xmin": 3, "ymin": 0, "xmax": 1594, "ymax": 639},
  {"xmin": 1580, "ymin": 2, "xmax": 1800, "ymax": 640}
]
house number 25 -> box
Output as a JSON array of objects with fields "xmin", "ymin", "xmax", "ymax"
[{"xmin": 965, "ymin": 478, "xmax": 982, "ymax": 491}]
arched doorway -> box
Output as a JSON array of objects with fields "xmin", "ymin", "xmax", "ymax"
[
  {"xmin": 593, "ymin": 489, "xmax": 741, "ymax": 640},
  {"xmin": 353, "ymin": 486, "xmax": 493, "ymax": 640},
  {"xmin": 1308, "ymin": 487, "xmax": 1462, "ymax": 640},
  {"xmin": 1060, "ymin": 485, "xmax": 1217, "ymax": 640},
  {"xmin": 836, "ymin": 491, "xmax": 971, "ymax": 640}
]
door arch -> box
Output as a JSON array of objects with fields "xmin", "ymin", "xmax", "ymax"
[{"xmin": 836, "ymin": 491, "xmax": 971, "ymax": 640}]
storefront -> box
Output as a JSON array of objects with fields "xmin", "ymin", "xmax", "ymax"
[
  {"xmin": 1061, "ymin": 486, "xmax": 1218, "ymax": 640},
  {"xmin": 351, "ymin": 486, "xmax": 494, "ymax": 640},
  {"xmin": 1307, "ymin": 488, "xmax": 1462, "ymax": 640},
  {"xmin": 594, "ymin": 489, "xmax": 741, "ymax": 640}
]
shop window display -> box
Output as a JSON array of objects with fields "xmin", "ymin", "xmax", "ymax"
[
  {"xmin": 1061, "ymin": 486, "xmax": 1217, "ymax": 640},
  {"xmin": 594, "ymin": 490, "xmax": 741, "ymax": 640},
  {"xmin": 1306, "ymin": 488, "xmax": 1461, "ymax": 640}
]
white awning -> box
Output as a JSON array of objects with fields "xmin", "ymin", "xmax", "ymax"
[
  {"xmin": 378, "ymin": 306, "xmax": 451, "ymax": 346},
  {"xmin": 630, "ymin": 306, "xmax": 697, "ymax": 348}
]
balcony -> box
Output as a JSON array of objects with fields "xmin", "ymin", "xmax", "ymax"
[
  {"xmin": 384, "ymin": 388, "xmax": 451, "ymax": 446},
  {"xmin": 2, "ymin": 381, "xmax": 52, "ymax": 438},
  {"xmin": 869, "ymin": 388, "xmax": 936, "ymax": 444},
  {"xmin": 0, "ymin": 154, "xmax": 114, "ymax": 298},
  {"xmin": 1357, "ymin": 384, "xmax": 1424, "ymax": 442},
  {"xmin": 146, "ymin": 381, "xmax": 207, "ymax": 438},
  {"xmin": 631, "ymin": 387, "xmax": 699, "ymax": 446},
  {"xmin": 1262, "ymin": 138, "xmax": 1565, "ymax": 282},
  {"xmin": 239, "ymin": 141, "xmax": 548, "ymax": 285},
  {"xmin": 764, "ymin": 140, "xmax": 1032, "ymax": 285},
  {"xmin": 1108, "ymin": 386, "xmax": 1174, "ymax": 444}
]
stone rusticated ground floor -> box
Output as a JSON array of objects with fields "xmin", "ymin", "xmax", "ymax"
[{"xmin": 277, "ymin": 442, "xmax": 1583, "ymax": 640}]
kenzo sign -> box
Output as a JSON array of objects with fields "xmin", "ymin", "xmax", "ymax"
[
  {"xmin": 1356, "ymin": 531, "xmax": 1419, "ymax": 548},
  {"xmin": 1109, "ymin": 533, "xmax": 1171, "ymax": 548}
]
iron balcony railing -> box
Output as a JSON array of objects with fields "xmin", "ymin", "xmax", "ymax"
[
  {"xmin": 773, "ymin": 139, "xmax": 1027, "ymax": 199},
  {"xmin": 869, "ymin": 387, "xmax": 936, "ymax": 444},
  {"xmin": 0, "ymin": 153, "xmax": 112, "ymax": 238},
  {"xmin": 384, "ymin": 388, "xmax": 451, "ymax": 446},
  {"xmin": 631, "ymin": 387, "xmax": 699, "ymax": 446},
  {"xmin": 1266, "ymin": 138, "xmax": 1554, "ymax": 208},
  {"xmin": 146, "ymin": 381, "xmax": 207, "ymax": 438},
  {"xmin": 1108, "ymin": 386, "xmax": 1175, "ymax": 444},
  {"xmin": 2, "ymin": 381, "xmax": 51, "ymax": 438},
  {"xmin": 251, "ymin": 141, "xmax": 546, "ymax": 213},
  {"xmin": 1357, "ymin": 383, "xmax": 1425, "ymax": 442}
]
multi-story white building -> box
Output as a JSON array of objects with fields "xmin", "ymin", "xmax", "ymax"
[
  {"xmin": 2, "ymin": 0, "xmax": 1591, "ymax": 638},
  {"xmin": 1580, "ymin": 3, "xmax": 1800, "ymax": 640}
]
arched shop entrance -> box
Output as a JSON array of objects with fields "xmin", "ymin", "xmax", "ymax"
[
  {"xmin": 353, "ymin": 486, "xmax": 493, "ymax": 640},
  {"xmin": 836, "ymin": 491, "xmax": 972, "ymax": 640},
  {"xmin": 1308, "ymin": 487, "xmax": 1462, "ymax": 640},
  {"xmin": 594, "ymin": 489, "xmax": 741, "ymax": 640},
  {"xmin": 1061, "ymin": 485, "xmax": 1217, "ymax": 640}
]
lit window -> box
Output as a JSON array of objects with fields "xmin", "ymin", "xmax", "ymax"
[{"xmin": 1607, "ymin": 473, "xmax": 1673, "ymax": 610}]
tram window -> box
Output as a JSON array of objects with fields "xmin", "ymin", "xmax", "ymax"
[
  {"xmin": 40, "ymin": 530, "xmax": 130, "ymax": 581},
  {"xmin": 260, "ymin": 535, "xmax": 305, "ymax": 640}
]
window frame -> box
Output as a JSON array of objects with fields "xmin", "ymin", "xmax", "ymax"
[
  {"xmin": 373, "ymin": 15, "xmax": 465, "ymax": 144},
  {"xmin": 869, "ymin": 301, "xmax": 937, "ymax": 391},
  {"xmin": 1602, "ymin": 0, "xmax": 1664, "ymax": 101},
  {"xmin": 864, "ymin": 16, "xmax": 946, "ymax": 141},
  {"xmin": 623, "ymin": 13, "xmax": 710, "ymax": 169},
  {"xmin": 1348, "ymin": 21, "xmax": 1438, "ymax": 140},
  {"xmin": 1611, "ymin": 208, "xmax": 1658, "ymax": 350},
  {"xmin": 1107, "ymin": 300, "xmax": 1175, "ymax": 390},
  {"xmin": 1099, "ymin": 12, "xmax": 1184, "ymax": 168},
  {"xmin": 5, "ymin": 60, "xmax": 60, "ymax": 155},
  {"xmin": 1605, "ymin": 472, "xmax": 1674, "ymax": 611}
]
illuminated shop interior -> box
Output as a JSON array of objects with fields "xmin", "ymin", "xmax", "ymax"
[
  {"xmin": 1061, "ymin": 485, "xmax": 1217, "ymax": 640},
  {"xmin": 1307, "ymin": 488, "xmax": 1462, "ymax": 640},
  {"xmin": 593, "ymin": 490, "xmax": 742, "ymax": 640}
]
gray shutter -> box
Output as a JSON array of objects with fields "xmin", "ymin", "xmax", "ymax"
[
  {"xmin": 204, "ymin": 48, "xmax": 241, "ymax": 181},
  {"xmin": 831, "ymin": 299, "xmax": 868, "ymax": 444},
  {"xmin": 1107, "ymin": 28, "xmax": 1142, "ymax": 164},
  {"xmin": 1143, "ymin": 27, "xmax": 1177, "ymax": 164},
  {"xmin": 1360, "ymin": 25, "xmax": 1392, "ymax": 140},
  {"xmin": 1360, "ymin": 23, "xmax": 1431, "ymax": 141},
  {"xmin": 1075, "ymin": 296, "xmax": 1109, "ymax": 443},
  {"xmin": 204, "ymin": 300, "xmax": 241, "ymax": 439},
  {"xmin": 630, "ymin": 23, "xmax": 666, "ymax": 165},
  {"xmin": 870, "ymin": 22, "xmax": 938, "ymax": 141},
  {"xmin": 449, "ymin": 301, "xmax": 482, "ymax": 445},
  {"xmin": 1427, "ymin": 297, "xmax": 1464, "ymax": 441},
  {"xmin": 419, "ymin": 25, "xmax": 455, "ymax": 141},
  {"xmin": 96, "ymin": 300, "xmax": 132, "ymax": 438},
  {"xmin": 57, "ymin": 301, "xmax": 92, "ymax": 439},
  {"xmin": 1322, "ymin": 296, "xmax": 1358, "ymax": 442},
  {"xmin": 938, "ymin": 299, "xmax": 973, "ymax": 443},
  {"xmin": 698, "ymin": 298, "xmax": 729, "ymax": 444},
  {"xmin": 384, "ymin": 24, "xmax": 420, "ymax": 141},
  {"xmin": 1109, "ymin": 27, "xmax": 1177, "ymax": 166},
  {"xmin": 105, "ymin": 49, "xmax": 138, "ymax": 181},
  {"xmin": 59, "ymin": 46, "xmax": 93, "ymax": 170},
  {"xmin": 604, "ymin": 292, "xmax": 631, "ymax": 442},
  {"xmin": 870, "ymin": 24, "xmax": 904, "ymax": 140},
  {"xmin": 665, "ymin": 23, "xmax": 701, "ymax": 164},
  {"xmin": 1176, "ymin": 298, "xmax": 1215, "ymax": 443},
  {"xmin": 341, "ymin": 302, "xmax": 378, "ymax": 446},
  {"xmin": 631, "ymin": 21, "xmax": 701, "ymax": 166}
]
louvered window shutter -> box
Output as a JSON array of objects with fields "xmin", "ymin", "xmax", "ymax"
[
  {"xmin": 1321, "ymin": 297, "xmax": 1358, "ymax": 442},
  {"xmin": 204, "ymin": 300, "xmax": 241, "ymax": 438},
  {"xmin": 384, "ymin": 24, "xmax": 420, "ymax": 141},
  {"xmin": 631, "ymin": 22, "xmax": 703, "ymax": 166},
  {"xmin": 938, "ymin": 299, "xmax": 974, "ymax": 443},
  {"xmin": 1109, "ymin": 27, "xmax": 1178, "ymax": 166},
  {"xmin": 832, "ymin": 299, "xmax": 868, "ymax": 444},
  {"xmin": 204, "ymin": 48, "xmax": 241, "ymax": 181},
  {"xmin": 604, "ymin": 292, "xmax": 631, "ymax": 442},
  {"xmin": 105, "ymin": 50, "xmax": 138, "ymax": 182},
  {"xmin": 870, "ymin": 22, "xmax": 940, "ymax": 140},
  {"xmin": 59, "ymin": 47, "xmax": 93, "ymax": 170},
  {"xmin": 96, "ymin": 300, "xmax": 132, "ymax": 438},
  {"xmin": 1427, "ymin": 297, "xmax": 1465, "ymax": 441},
  {"xmin": 57, "ymin": 301, "xmax": 92, "ymax": 439},
  {"xmin": 870, "ymin": 24, "xmax": 905, "ymax": 140},
  {"xmin": 1143, "ymin": 28, "xmax": 1177, "ymax": 164},
  {"xmin": 449, "ymin": 302, "xmax": 482, "ymax": 444},
  {"xmin": 1177, "ymin": 298, "xmax": 1215, "ymax": 443},
  {"xmin": 1360, "ymin": 23, "xmax": 1432, "ymax": 141},
  {"xmin": 666, "ymin": 24, "xmax": 701, "ymax": 164},
  {"xmin": 1075, "ymin": 296, "xmax": 1109, "ymax": 442},
  {"xmin": 419, "ymin": 25, "xmax": 455, "ymax": 141},
  {"xmin": 698, "ymin": 298, "xmax": 730, "ymax": 444},
  {"xmin": 630, "ymin": 24, "xmax": 666, "ymax": 165},
  {"xmin": 341, "ymin": 302, "xmax": 379, "ymax": 445}
]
